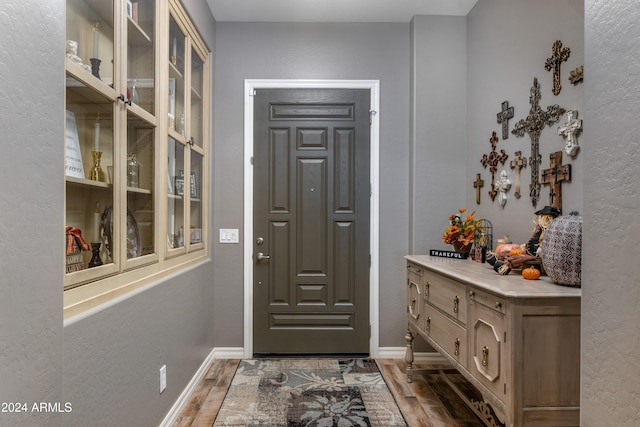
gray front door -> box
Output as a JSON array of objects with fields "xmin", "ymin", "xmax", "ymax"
[{"xmin": 253, "ymin": 88, "xmax": 371, "ymax": 355}]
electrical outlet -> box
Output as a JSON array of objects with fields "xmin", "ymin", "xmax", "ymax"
[{"xmin": 159, "ymin": 365, "xmax": 167, "ymax": 393}]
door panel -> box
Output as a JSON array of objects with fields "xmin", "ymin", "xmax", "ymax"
[{"xmin": 253, "ymin": 88, "xmax": 370, "ymax": 355}]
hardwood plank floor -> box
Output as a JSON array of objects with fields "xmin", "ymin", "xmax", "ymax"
[{"xmin": 172, "ymin": 358, "xmax": 484, "ymax": 427}]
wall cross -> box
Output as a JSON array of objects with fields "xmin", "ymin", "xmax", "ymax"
[
  {"xmin": 541, "ymin": 151, "xmax": 571, "ymax": 213},
  {"xmin": 545, "ymin": 40, "xmax": 571, "ymax": 96},
  {"xmin": 558, "ymin": 109, "xmax": 583, "ymax": 158},
  {"xmin": 509, "ymin": 150, "xmax": 527, "ymax": 199},
  {"xmin": 512, "ymin": 77, "xmax": 565, "ymax": 207},
  {"xmin": 497, "ymin": 101, "xmax": 514, "ymax": 140},
  {"xmin": 473, "ymin": 173, "xmax": 484, "ymax": 205},
  {"xmin": 481, "ymin": 131, "xmax": 508, "ymax": 202}
]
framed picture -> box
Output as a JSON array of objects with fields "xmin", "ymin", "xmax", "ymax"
[
  {"xmin": 190, "ymin": 172, "xmax": 197, "ymax": 198},
  {"xmin": 175, "ymin": 170, "xmax": 185, "ymax": 196}
]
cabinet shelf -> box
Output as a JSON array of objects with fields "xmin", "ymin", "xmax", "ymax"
[
  {"xmin": 66, "ymin": 175, "xmax": 112, "ymax": 189},
  {"xmin": 127, "ymin": 186, "xmax": 152, "ymax": 194},
  {"xmin": 127, "ymin": 17, "xmax": 152, "ymax": 47}
]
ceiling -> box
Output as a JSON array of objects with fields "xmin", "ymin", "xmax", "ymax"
[{"xmin": 206, "ymin": 0, "xmax": 479, "ymax": 23}]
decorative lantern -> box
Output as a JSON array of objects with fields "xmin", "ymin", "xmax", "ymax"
[
  {"xmin": 541, "ymin": 211, "xmax": 582, "ymax": 287},
  {"xmin": 475, "ymin": 219, "xmax": 493, "ymax": 251}
]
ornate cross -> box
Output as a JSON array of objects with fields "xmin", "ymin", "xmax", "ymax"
[
  {"xmin": 473, "ymin": 173, "xmax": 484, "ymax": 205},
  {"xmin": 497, "ymin": 101, "xmax": 514, "ymax": 140},
  {"xmin": 509, "ymin": 150, "xmax": 527, "ymax": 199},
  {"xmin": 481, "ymin": 131, "xmax": 508, "ymax": 202},
  {"xmin": 545, "ymin": 40, "xmax": 571, "ymax": 96},
  {"xmin": 512, "ymin": 77, "xmax": 565, "ymax": 207},
  {"xmin": 541, "ymin": 151, "xmax": 571, "ymax": 213},
  {"xmin": 558, "ymin": 109, "xmax": 583, "ymax": 158}
]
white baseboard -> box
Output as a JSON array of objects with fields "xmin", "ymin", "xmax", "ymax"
[
  {"xmin": 158, "ymin": 348, "xmax": 217, "ymax": 427},
  {"xmin": 159, "ymin": 346, "xmax": 445, "ymax": 426}
]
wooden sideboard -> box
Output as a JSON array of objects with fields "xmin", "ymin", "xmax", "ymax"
[{"xmin": 404, "ymin": 255, "xmax": 581, "ymax": 427}]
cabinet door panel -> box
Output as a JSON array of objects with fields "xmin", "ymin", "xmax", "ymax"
[{"xmin": 470, "ymin": 302, "xmax": 506, "ymax": 402}]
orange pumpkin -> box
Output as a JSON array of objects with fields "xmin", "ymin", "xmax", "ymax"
[
  {"xmin": 509, "ymin": 248, "xmax": 525, "ymax": 256},
  {"xmin": 522, "ymin": 266, "xmax": 541, "ymax": 280}
]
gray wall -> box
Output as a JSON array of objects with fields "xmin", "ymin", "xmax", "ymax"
[
  {"xmin": 0, "ymin": 1, "xmax": 64, "ymax": 426},
  {"xmin": 466, "ymin": 0, "xmax": 584, "ymax": 245},
  {"xmin": 0, "ymin": 0, "xmax": 217, "ymax": 426},
  {"xmin": 583, "ymin": 1, "xmax": 640, "ymax": 424},
  {"xmin": 409, "ymin": 15, "xmax": 468, "ymax": 254},
  {"xmin": 213, "ymin": 22, "xmax": 411, "ymax": 347}
]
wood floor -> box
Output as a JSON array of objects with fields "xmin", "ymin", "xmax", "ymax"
[{"xmin": 172, "ymin": 358, "xmax": 485, "ymax": 427}]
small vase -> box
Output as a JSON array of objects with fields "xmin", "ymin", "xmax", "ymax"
[{"xmin": 453, "ymin": 241, "xmax": 472, "ymax": 254}]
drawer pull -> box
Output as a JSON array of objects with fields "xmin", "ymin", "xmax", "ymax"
[
  {"xmin": 410, "ymin": 297, "xmax": 416, "ymax": 310},
  {"xmin": 453, "ymin": 296, "xmax": 459, "ymax": 313},
  {"xmin": 454, "ymin": 338, "xmax": 460, "ymax": 356},
  {"xmin": 469, "ymin": 290, "xmax": 475, "ymax": 298},
  {"xmin": 495, "ymin": 301, "xmax": 502, "ymax": 309},
  {"xmin": 482, "ymin": 346, "xmax": 489, "ymax": 366},
  {"xmin": 426, "ymin": 316, "xmax": 431, "ymax": 332},
  {"xmin": 425, "ymin": 281, "xmax": 430, "ymax": 297}
]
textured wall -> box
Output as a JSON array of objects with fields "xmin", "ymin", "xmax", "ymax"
[
  {"xmin": 467, "ymin": 0, "xmax": 584, "ymax": 245},
  {"xmin": 0, "ymin": 0, "xmax": 217, "ymax": 426},
  {"xmin": 0, "ymin": 1, "xmax": 64, "ymax": 426},
  {"xmin": 583, "ymin": 1, "xmax": 640, "ymax": 425},
  {"xmin": 213, "ymin": 22, "xmax": 411, "ymax": 348}
]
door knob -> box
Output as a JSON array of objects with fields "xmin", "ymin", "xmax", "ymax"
[{"xmin": 256, "ymin": 252, "xmax": 270, "ymax": 262}]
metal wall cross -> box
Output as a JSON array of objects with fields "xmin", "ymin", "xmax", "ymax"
[
  {"xmin": 558, "ymin": 109, "xmax": 583, "ymax": 158},
  {"xmin": 481, "ymin": 131, "xmax": 508, "ymax": 202},
  {"xmin": 512, "ymin": 77, "xmax": 565, "ymax": 207},
  {"xmin": 541, "ymin": 151, "xmax": 571, "ymax": 213},
  {"xmin": 545, "ymin": 40, "xmax": 571, "ymax": 96},
  {"xmin": 509, "ymin": 150, "xmax": 527, "ymax": 199},
  {"xmin": 497, "ymin": 101, "xmax": 514, "ymax": 140},
  {"xmin": 473, "ymin": 173, "xmax": 484, "ymax": 205}
]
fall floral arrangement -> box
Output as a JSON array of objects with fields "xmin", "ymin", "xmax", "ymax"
[{"xmin": 442, "ymin": 208, "xmax": 482, "ymax": 248}]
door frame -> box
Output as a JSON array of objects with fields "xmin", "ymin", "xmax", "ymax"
[{"xmin": 243, "ymin": 79, "xmax": 380, "ymax": 358}]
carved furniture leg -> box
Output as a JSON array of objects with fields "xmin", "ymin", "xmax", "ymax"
[{"xmin": 405, "ymin": 328, "xmax": 414, "ymax": 383}]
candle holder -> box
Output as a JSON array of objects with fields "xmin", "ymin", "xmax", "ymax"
[
  {"xmin": 90, "ymin": 58, "xmax": 101, "ymax": 80},
  {"xmin": 90, "ymin": 150, "xmax": 104, "ymax": 181},
  {"xmin": 88, "ymin": 242, "xmax": 103, "ymax": 268}
]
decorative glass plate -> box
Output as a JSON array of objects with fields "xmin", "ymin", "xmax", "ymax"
[{"xmin": 101, "ymin": 206, "xmax": 142, "ymax": 259}]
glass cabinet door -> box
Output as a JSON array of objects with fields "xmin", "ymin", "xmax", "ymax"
[
  {"xmin": 66, "ymin": 0, "xmax": 115, "ymax": 86},
  {"xmin": 126, "ymin": 0, "xmax": 155, "ymax": 114},
  {"xmin": 65, "ymin": 76, "xmax": 116, "ymax": 275},
  {"xmin": 167, "ymin": 137, "xmax": 185, "ymax": 250},
  {"xmin": 190, "ymin": 48, "xmax": 204, "ymax": 149},
  {"xmin": 189, "ymin": 151, "xmax": 203, "ymax": 246},
  {"xmin": 126, "ymin": 112, "xmax": 155, "ymax": 259},
  {"xmin": 169, "ymin": 15, "xmax": 186, "ymax": 136}
]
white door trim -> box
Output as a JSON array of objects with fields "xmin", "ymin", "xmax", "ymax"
[{"xmin": 243, "ymin": 79, "xmax": 380, "ymax": 358}]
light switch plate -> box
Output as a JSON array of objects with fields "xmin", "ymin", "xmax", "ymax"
[{"xmin": 219, "ymin": 228, "xmax": 239, "ymax": 243}]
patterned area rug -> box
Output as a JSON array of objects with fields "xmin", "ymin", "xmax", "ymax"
[{"xmin": 213, "ymin": 358, "xmax": 407, "ymax": 426}]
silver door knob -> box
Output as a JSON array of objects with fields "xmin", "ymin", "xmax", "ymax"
[{"xmin": 256, "ymin": 252, "xmax": 270, "ymax": 262}]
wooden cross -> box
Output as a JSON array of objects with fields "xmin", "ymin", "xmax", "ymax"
[
  {"xmin": 558, "ymin": 109, "xmax": 583, "ymax": 158},
  {"xmin": 497, "ymin": 101, "xmax": 514, "ymax": 140},
  {"xmin": 545, "ymin": 40, "xmax": 571, "ymax": 96},
  {"xmin": 512, "ymin": 77, "xmax": 565, "ymax": 207},
  {"xmin": 509, "ymin": 150, "xmax": 527, "ymax": 199},
  {"xmin": 481, "ymin": 131, "xmax": 508, "ymax": 202},
  {"xmin": 473, "ymin": 173, "xmax": 484, "ymax": 205},
  {"xmin": 541, "ymin": 151, "xmax": 571, "ymax": 212}
]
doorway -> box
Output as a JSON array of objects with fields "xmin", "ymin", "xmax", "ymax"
[{"xmin": 243, "ymin": 80, "xmax": 380, "ymax": 357}]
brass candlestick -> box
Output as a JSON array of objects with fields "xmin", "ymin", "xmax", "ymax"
[{"xmin": 90, "ymin": 150, "xmax": 104, "ymax": 181}]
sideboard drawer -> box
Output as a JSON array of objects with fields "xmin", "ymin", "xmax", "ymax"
[
  {"xmin": 424, "ymin": 271, "xmax": 468, "ymax": 325},
  {"xmin": 426, "ymin": 304, "xmax": 468, "ymax": 368},
  {"xmin": 469, "ymin": 287, "xmax": 506, "ymax": 315}
]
